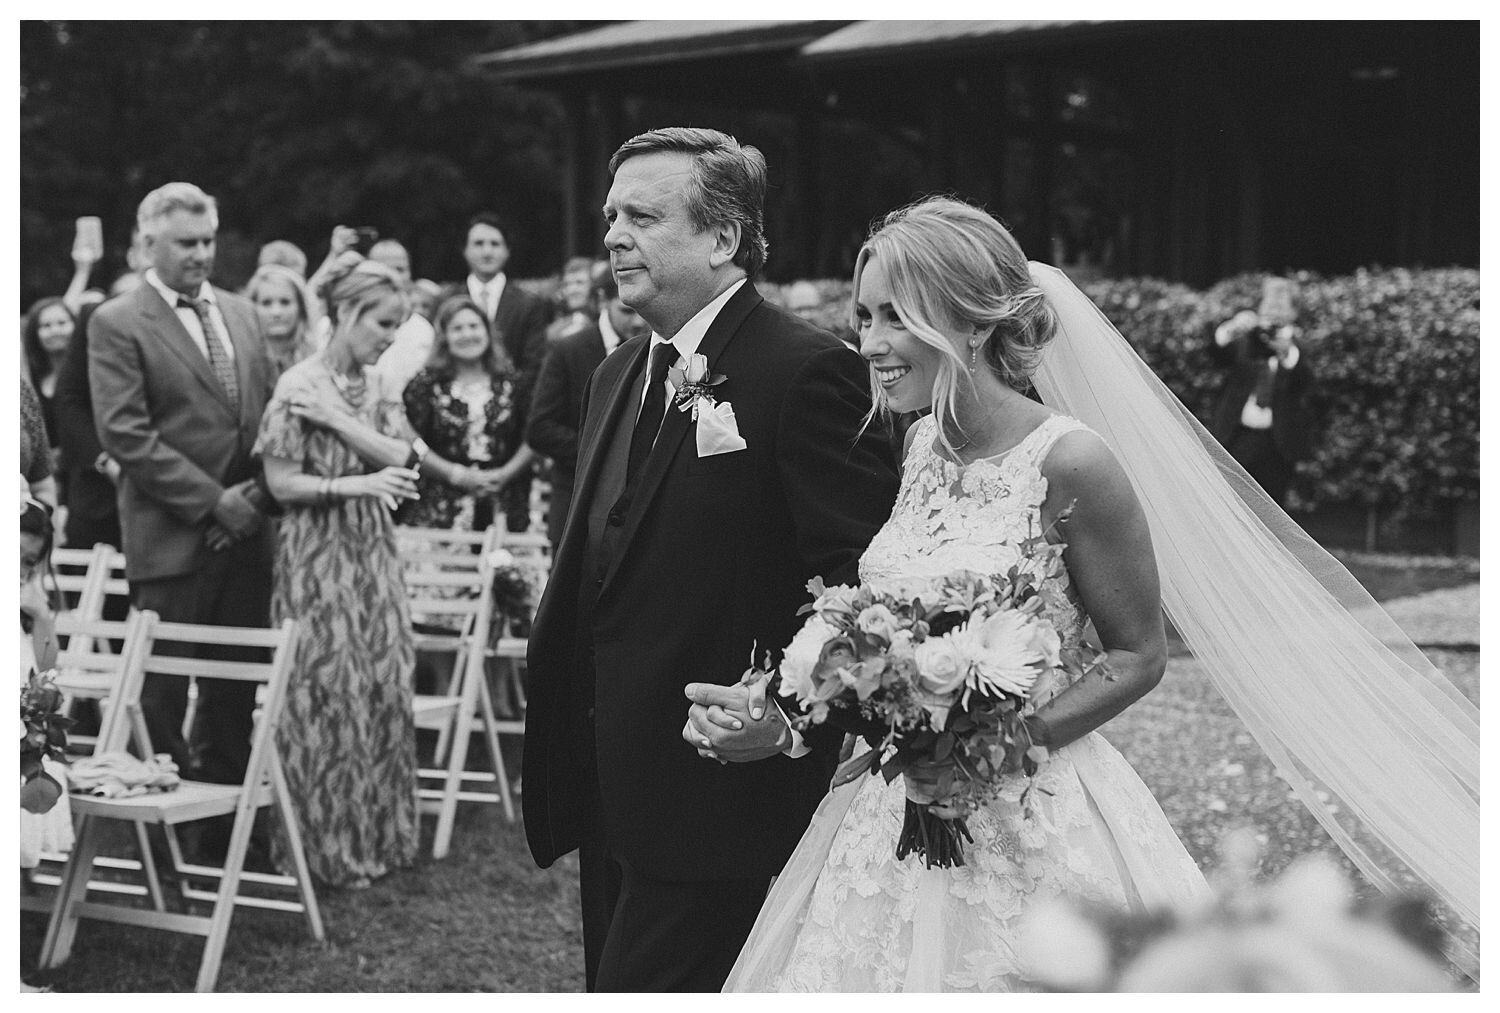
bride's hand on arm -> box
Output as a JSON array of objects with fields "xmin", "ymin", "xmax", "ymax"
[{"xmin": 1028, "ymin": 430, "xmax": 1168, "ymax": 751}]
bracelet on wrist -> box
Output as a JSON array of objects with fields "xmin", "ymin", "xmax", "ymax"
[{"xmin": 404, "ymin": 437, "xmax": 430, "ymax": 471}]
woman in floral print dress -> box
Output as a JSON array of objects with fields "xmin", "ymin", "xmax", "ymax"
[{"xmin": 257, "ymin": 259, "xmax": 476, "ymax": 889}]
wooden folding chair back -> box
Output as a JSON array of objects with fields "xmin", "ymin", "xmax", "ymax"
[
  {"xmin": 40, "ymin": 614, "xmax": 323, "ymax": 993},
  {"xmin": 49, "ymin": 544, "xmax": 131, "ymax": 745},
  {"xmin": 21, "ymin": 611, "xmax": 155, "ymax": 914},
  {"xmin": 396, "ymin": 524, "xmax": 511, "ymax": 857}
]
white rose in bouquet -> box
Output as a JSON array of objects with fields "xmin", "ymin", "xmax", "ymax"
[
  {"xmin": 778, "ymin": 615, "xmax": 840, "ymax": 703},
  {"xmin": 855, "ymin": 603, "xmax": 901, "ymax": 643},
  {"xmin": 914, "ymin": 634, "xmax": 967, "ymax": 695}
]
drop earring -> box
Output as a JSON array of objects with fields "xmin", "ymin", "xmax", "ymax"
[{"xmin": 968, "ymin": 338, "xmax": 981, "ymax": 374}]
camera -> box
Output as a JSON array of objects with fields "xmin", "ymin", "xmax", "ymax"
[
  {"xmin": 1245, "ymin": 323, "xmax": 1279, "ymax": 358},
  {"xmin": 351, "ymin": 227, "xmax": 379, "ymax": 256}
]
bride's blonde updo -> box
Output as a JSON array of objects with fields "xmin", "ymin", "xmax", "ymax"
[{"xmin": 852, "ymin": 197, "xmax": 1058, "ymax": 448}]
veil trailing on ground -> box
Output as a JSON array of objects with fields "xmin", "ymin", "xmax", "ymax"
[{"xmin": 1028, "ymin": 262, "xmax": 1480, "ymax": 982}]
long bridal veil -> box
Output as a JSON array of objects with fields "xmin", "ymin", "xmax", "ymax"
[{"xmin": 1028, "ymin": 262, "xmax": 1480, "ymax": 981}]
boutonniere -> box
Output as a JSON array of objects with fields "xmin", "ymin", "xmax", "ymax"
[{"xmin": 668, "ymin": 353, "xmax": 727, "ymax": 418}]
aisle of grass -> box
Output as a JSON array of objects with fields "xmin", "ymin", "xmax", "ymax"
[{"xmin": 19, "ymin": 555, "xmax": 1478, "ymax": 991}]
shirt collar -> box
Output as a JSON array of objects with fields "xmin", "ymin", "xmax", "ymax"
[
  {"xmin": 597, "ymin": 309, "xmax": 622, "ymax": 354},
  {"xmin": 649, "ymin": 278, "xmax": 746, "ymax": 364},
  {"xmin": 146, "ymin": 269, "xmax": 212, "ymax": 306},
  {"xmin": 469, "ymin": 272, "xmax": 506, "ymax": 294}
]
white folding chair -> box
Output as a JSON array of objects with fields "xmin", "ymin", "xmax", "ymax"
[
  {"xmin": 487, "ymin": 530, "xmax": 551, "ymax": 735},
  {"xmin": 22, "ymin": 611, "xmax": 162, "ymax": 914},
  {"xmin": 397, "ymin": 524, "xmax": 512, "ymax": 858},
  {"xmin": 40, "ymin": 613, "xmax": 323, "ymax": 993},
  {"xmin": 49, "ymin": 544, "xmax": 132, "ymax": 753}
]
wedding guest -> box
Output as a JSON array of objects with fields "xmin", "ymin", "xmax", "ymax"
[
  {"xmin": 411, "ymin": 279, "xmax": 443, "ymax": 322},
  {"xmin": 527, "ymin": 266, "xmax": 645, "ymax": 548},
  {"xmin": 398, "ymin": 296, "xmax": 534, "ymax": 532},
  {"xmin": 88, "ymin": 182, "xmax": 276, "ymax": 841},
  {"xmin": 257, "ymin": 239, "xmax": 309, "ymax": 278},
  {"xmin": 521, "ymin": 126, "xmax": 899, "ymax": 991},
  {"xmin": 453, "ymin": 212, "xmax": 550, "ymax": 418},
  {"xmin": 448, "ymin": 212, "xmax": 549, "ymax": 530},
  {"xmin": 255, "ymin": 257, "xmax": 428, "ymax": 889},
  {"xmin": 369, "ymin": 238, "xmax": 412, "ymax": 283},
  {"xmin": 54, "ymin": 298, "xmax": 123, "ymax": 552},
  {"xmin": 21, "ymin": 297, "xmax": 76, "ymax": 449},
  {"xmin": 784, "ymin": 279, "xmax": 823, "ymax": 322},
  {"xmin": 544, "ymin": 256, "xmax": 598, "ymax": 343},
  {"xmin": 20, "ymin": 377, "xmax": 58, "ymax": 513},
  {"xmin": 245, "ymin": 263, "xmax": 319, "ymax": 377},
  {"xmin": 1209, "ymin": 276, "xmax": 1314, "ymax": 507}
]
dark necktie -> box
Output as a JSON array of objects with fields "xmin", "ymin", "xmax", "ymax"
[
  {"xmin": 1252, "ymin": 358, "xmax": 1275, "ymax": 408},
  {"xmin": 627, "ymin": 342, "xmax": 679, "ymax": 486},
  {"xmin": 178, "ymin": 294, "xmax": 240, "ymax": 408}
]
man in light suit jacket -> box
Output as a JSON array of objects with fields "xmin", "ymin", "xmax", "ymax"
[
  {"xmin": 526, "ymin": 266, "xmax": 646, "ymax": 548},
  {"xmin": 522, "ymin": 127, "xmax": 900, "ymax": 992},
  {"xmin": 89, "ymin": 182, "xmax": 276, "ymax": 800}
]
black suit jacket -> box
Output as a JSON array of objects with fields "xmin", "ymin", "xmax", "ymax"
[
  {"xmin": 1209, "ymin": 331, "xmax": 1314, "ymax": 463},
  {"xmin": 53, "ymin": 301, "xmax": 120, "ymax": 546},
  {"xmin": 527, "ymin": 323, "xmax": 611, "ymax": 545},
  {"xmin": 522, "ymin": 282, "xmax": 900, "ymax": 881}
]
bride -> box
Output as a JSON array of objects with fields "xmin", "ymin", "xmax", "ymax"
[{"xmin": 691, "ymin": 197, "xmax": 1479, "ymax": 991}]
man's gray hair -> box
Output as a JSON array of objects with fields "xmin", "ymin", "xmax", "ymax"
[
  {"xmin": 137, "ymin": 182, "xmax": 218, "ymax": 239},
  {"xmin": 609, "ymin": 127, "xmax": 769, "ymax": 278}
]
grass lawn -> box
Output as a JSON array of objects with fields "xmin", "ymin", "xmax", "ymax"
[{"xmin": 19, "ymin": 555, "xmax": 1478, "ymax": 992}]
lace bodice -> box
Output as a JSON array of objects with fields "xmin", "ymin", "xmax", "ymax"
[
  {"xmin": 736, "ymin": 414, "xmax": 1209, "ymax": 992},
  {"xmin": 860, "ymin": 413, "xmax": 1090, "ymax": 651}
]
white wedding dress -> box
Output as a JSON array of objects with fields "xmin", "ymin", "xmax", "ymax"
[{"xmin": 725, "ymin": 413, "xmax": 1211, "ymax": 992}]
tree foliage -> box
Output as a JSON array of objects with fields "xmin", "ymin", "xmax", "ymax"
[{"xmin": 20, "ymin": 20, "xmax": 585, "ymax": 306}]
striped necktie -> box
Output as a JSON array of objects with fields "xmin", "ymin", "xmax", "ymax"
[{"xmin": 178, "ymin": 294, "xmax": 240, "ymax": 408}]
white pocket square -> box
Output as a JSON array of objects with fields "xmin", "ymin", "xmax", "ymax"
[{"xmin": 696, "ymin": 399, "xmax": 747, "ymax": 457}]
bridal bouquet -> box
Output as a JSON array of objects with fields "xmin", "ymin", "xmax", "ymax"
[
  {"xmin": 487, "ymin": 547, "xmax": 548, "ymax": 638},
  {"xmin": 766, "ymin": 523, "xmax": 1102, "ymax": 868},
  {"xmin": 21, "ymin": 670, "xmax": 73, "ymax": 814}
]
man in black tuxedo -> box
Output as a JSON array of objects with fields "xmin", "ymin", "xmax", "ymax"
[
  {"xmin": 527, "ymin": 267, "xmax": 646, "ymax": 549},
  {"xmin": 1209, "ymin": 276, "xmax": 1314, "ymax": 506},
  {"xmin": 522, "ymin": 127, "xmax": 899, "ymax": 992}
]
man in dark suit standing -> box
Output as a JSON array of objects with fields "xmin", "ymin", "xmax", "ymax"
[
  {"xmin": 1209, "ymin": 276, "xmax": 1314, "ymax": 506},
  {"xmin": 522, "ymin": 127, "xmax": 900, "ymax": 992},
  {"xmin": 526, "ymin": 266, "xmax": 647, "ymax": 549},
  {"xmin": 89, "ymin": 182, "xmax": 276, "ymax": 803}
]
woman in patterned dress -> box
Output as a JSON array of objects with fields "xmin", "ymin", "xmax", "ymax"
[
  {"xmin": 397, "ymin": 296, "xmax": 535, "ymax": 533},
  {"xmin": 255, "ymin": 259, "xmax": 478, "ymax": 889}
]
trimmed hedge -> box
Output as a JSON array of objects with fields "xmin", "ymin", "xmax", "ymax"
[{"xmin": 763, "ymin": 267, "xmax": 1480, "ymax": 522}]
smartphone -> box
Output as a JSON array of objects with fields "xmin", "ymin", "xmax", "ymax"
[
  {"xmin": 352, "ymin": 227, "xmax": 379, "ymax": 256},
  {"xmin": 74, "ymin": 216, "xmax": 104, "ymax": 260}
]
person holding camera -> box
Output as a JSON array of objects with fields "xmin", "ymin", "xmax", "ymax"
[{"xmin": 1209, "ymin": 276, "xmax": 1313, "ymax": 507}]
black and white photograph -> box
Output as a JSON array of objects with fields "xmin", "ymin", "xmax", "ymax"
[{"xmin": 14, "ymin": 15, "xmax": 1480, "ymax": 994}]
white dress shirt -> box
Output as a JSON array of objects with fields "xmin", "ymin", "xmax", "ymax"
[
  {"xmin": 639, "ymin": 278, "xmax": 746, "ymax": 417},
  {"xmin": 597, "ymin": 308, "xmax": 625, "ymax": 357},
  {"xmin": 467, "ymin": 273, "xmax": 507, "ymax": 320},
  {"xmin": 146, "ymin": 270, "xmax": 234, "ymax": 363}
]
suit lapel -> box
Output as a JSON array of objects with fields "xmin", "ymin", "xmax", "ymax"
[
  {"xmin": 569, "ymin": 337, "xmax": 650, "ymax": 534},
  {"xmin": 601, "ymin": 282, "xmax": 762, "ymax": 596},
  {"xmin": 140, "ymin": 285, "xmax": 234, "ymax": 413}
]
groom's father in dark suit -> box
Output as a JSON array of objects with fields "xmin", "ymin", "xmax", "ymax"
[
  {"xmin": 523, "ymin": 127, "xmax": 899, "ymax": 992},
  {"xmin": 89, "ymin": 182, "xmax": 276, "ymax": 802}
]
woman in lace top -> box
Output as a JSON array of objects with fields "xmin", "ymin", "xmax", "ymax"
[{"xmin": 397, "ymin": 296, "xmax": 535, "ymax": 532}]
